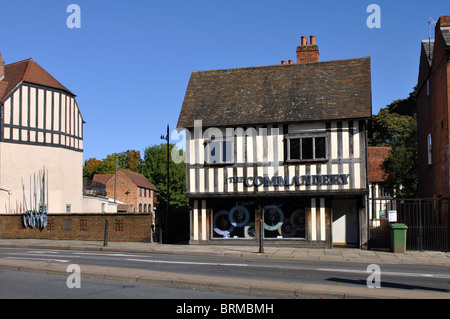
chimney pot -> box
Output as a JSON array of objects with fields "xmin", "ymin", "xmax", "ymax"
[
  {"xmin": 0, "ymin": 53, "xmax": 5, "ymax": 81},
  {"xmin": 310, "ymin": 35, "xmax": 316, "ymax": 45},
  {"xmin": 281, "ymin": 60, "xmax": 287, "ymax": 65},
  {"xmin": 301, "ymin": 36, "xmax": 307, "ymax": 46},
  {"xmin": 288, "ymin": 60, "xmax": 294, "ymax": 64}
]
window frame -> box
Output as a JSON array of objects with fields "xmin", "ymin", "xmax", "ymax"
[{"xmin": 286, "ymin": 134, "xmax": 328, "ymax": 163}]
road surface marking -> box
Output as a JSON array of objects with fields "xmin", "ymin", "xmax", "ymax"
[
  {"xmin": 126, "ymin": 258, "xmax": 248, "ymax": 267},
  {"xmin": 5, "ymin": 257, "xmax": 69, "ymax": 263}
]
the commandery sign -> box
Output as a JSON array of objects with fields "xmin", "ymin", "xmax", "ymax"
[{"xmin": 228, "ymin": 175, "xmax": 350, "ymax": 187}]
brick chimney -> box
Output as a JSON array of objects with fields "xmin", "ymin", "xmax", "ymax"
[
  {"xmin": 0, "ymin": 53, "xmax": 5, "ymax": 81},
  {"xmin": 437, "ymin": 15, "xmax": 450, "ymax": 27},
  {"xmin": 296, "ymin": 36, "xmax": 319, "ymax": 64}
]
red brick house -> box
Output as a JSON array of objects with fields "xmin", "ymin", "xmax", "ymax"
[
  {"xmin": 368, "ymin": 146, "xmax": 392, "ymax": 195},
  {"xmin": 92, "ymin": 169, "xmax": 158, "ymax": 213},
  {"xmin": 416, "ymin": 16, "xmax": 450, "ymax": 199}
]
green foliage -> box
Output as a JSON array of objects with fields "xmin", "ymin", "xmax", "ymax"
[
  {"xmin": 141, "ymin": 143, "xmax": 188, "ymax": 210},
  {"xmin": 369, "ymin": 89, "xmax": 418, "ymax": 198},
  {"xmin": 83, "ymin": 150, "xmax": 142, "ymax": 179},
  {"xmin": 83, "ymin": 144, "xmax": 188, "ymax": 211}
]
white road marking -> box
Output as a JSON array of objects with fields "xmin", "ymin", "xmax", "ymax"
[
  {"xmin": 74, "ymin": 252, "xmax": 151, "ymax": 258},
  {"xmin": 5, "ymin": 257, "xmax": 69, "ymax": 263},
  {"xmin": 126, "ymin": 258, "xmax": 248, "ymax": 267},
  {"xmin": 7, "ymin": 252, "xmax": 74, "ymax": 259}
]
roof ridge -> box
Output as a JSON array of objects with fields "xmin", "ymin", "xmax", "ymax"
[
  {"xmin": 192, "ymin": 56, "xmax": 370, "ymax": 74},
  {"xmin": 5, "ymin": 57, "xmax": 33, "ymax": 65},
  {"xmin": 2, "ymin": 57, "xmax": 75, "ymax": 98}
]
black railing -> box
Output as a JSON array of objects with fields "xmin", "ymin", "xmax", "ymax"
[{"xmin": 368, "ymin": 198, "xmax": 449, "ymax": 252}]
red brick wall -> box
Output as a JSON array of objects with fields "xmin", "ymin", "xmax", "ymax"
[
  {"xmin": 105, "ymin": 170, "xmax": 137, "ymax": 211},
  {"xmin": 103, "ymin": 170, "xmax": 156, "ymax": 213},
  {"xmin": 0, "ymin": 213, "xmax": 153, "ymax": 242},
  {"xmin": 417, "ymin": 20, "xmax": 450, "ymax": 198},
  {"xmin": 296, "ymin": 45, "xmax": 319, "ymax": 64},
  {"xmin": 417, "ymin": 43, "xmax": 433, "ymax": 197}
]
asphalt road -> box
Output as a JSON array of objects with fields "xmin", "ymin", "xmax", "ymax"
[
  {"xmin": 0, "ymin": 269, "xmax": 272, "ymax": 299},
  {"xmin": 0, "ymin": 247, "xmax": 449, "ymax": 296}
]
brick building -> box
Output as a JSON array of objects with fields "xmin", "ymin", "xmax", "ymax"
[
  {"xmin": 417, "ymin": 16, "xmax": 450, "ymax": 198},
  {"xmin": 92, "ymin": 169, "xmax": 158, "ymax": 213}
]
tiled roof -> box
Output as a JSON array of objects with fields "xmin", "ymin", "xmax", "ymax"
[
  {"xmin": 0, "ymin": 58, "xmax": 74, "ymax": 101},
  {"xmin": 368, "ymin": 146, "xmax": 391, "ymax": 183},
  {"xmin": 121, "ymin": 169, "xmax": 158, "ymax": 191},
  {"xmin": 441, "ymin": 26, "xmax": 450, "ymax": 47},
  {"xmin": 93, "ymin": 169, "xmax": 157, "ymax": 191},
  {"xmin": 421, "ymin": 40, "xmax": 434, "ymax": 66},
  {"xmin": 177, "ymin": 57, "xmax": 372, "ymax": 128},
  {"xmin": 92, "ymin": 174, "xmax": 114, "ymax": 186}
]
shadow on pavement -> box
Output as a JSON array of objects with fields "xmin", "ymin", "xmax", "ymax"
[{"xmin": 326, "ymin": 277, "xmax": 450, "ymax": 293}]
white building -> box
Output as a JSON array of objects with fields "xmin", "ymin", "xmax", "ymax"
[
  {"xmin": 177, "ymin": 37, "xmax": 372, "ymax": 248},
  {"xmin": 0, "ymin": 53, "xmax": 84, "ymax": 214}
]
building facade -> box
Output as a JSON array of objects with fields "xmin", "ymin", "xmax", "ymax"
[
  {"xmin": 92, "ymin": 168, "xmax": 158, "ymax": 213},
  {"xmin": 0, "ymin": 54, "xmax": 84, "ymax": 214},
  {"xmin": 417, "ymin": 16, "xmax": 450, "ymax": 199},
  {"xmin": 177, "ymin": 37, "xmax": 372, "ymax": 248}
]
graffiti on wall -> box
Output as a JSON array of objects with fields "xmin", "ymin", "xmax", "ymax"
[{"xmin": 21, "ymin": 168, "xmax": 49, "ymax": 230}]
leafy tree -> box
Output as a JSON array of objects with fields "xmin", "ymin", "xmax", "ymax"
[
  {"xmin": 83, "ymin": 150, "xmax": 142, "ymax": 179},
  {"xmin": 369, "ymin": 89, "xmax": 418, "ymax": 197},
  {"xmin": 141, "ymin": 143, "xmax": 188, "ymax": 210}
]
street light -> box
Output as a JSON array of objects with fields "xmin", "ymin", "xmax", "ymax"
[{"xmin": 160, "ymin": 124, "xmax": 170, "ymax": 244}]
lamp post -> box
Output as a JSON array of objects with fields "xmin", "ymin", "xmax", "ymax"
[{"xmin": 160, "ymin": 124, "xmax": 170, "ymax": 244}]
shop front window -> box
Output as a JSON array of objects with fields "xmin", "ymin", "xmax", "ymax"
[
  {"xmin": 263, "ymin": 203, "xmax": 306, "ymax": 239},
  {"xmin": 213, "ymin": 202, "xmax": 256, "ymax": 238},
  {"xmin": 211, "ymin": 199, "xmax": 306, "ymax": 239}
]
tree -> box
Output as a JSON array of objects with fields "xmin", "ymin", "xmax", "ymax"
[
  {"xmin": 369, "ymin": 89, "xmax": 418, "ymax": 197},
  {"xmin": 141, "ymin": 143, "xmax": 188, "ymax": 211},
  {"xmin": 83, "ymin": 150, "xmax": 142, "ymax": 179}
]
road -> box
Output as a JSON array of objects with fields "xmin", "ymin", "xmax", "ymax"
[
  {"xmin": 0, "ymin": 269, "xmax": 270, "ymax": 299},
  {"xmin": 0, "ymin": 247, "xmax": 449, "ymax": 298}
]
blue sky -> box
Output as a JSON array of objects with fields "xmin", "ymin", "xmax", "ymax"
[{"xmin": 1, "ymin": 0, "xmax": 448, "ymax": 161}]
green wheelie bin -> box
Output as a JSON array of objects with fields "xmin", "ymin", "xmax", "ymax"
[{"xmin": 390, "ymin": 223, "xmax": 408, "ymax": 253}]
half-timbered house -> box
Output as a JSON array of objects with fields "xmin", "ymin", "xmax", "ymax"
[
  {"xmin": 177, "ymin": 37, "xmax": 372, "ymax": 248},
  {"xmin": 0, "ymin": 54, "xmax": 84, "ymax": 214}
]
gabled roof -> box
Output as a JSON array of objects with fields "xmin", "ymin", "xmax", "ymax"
[
  {"xmin": 120, "ymin": 169, "xmax": 158, "ymax": 191},
  {"xmin": 0, "ymin": 58, "xmax": 75, "ymax": 101},
  {"xmin": 92, "ymin": 174, "xmax": 114, "ymax": 186},
  {"xmin": 421, "ymin": 40, "xmax": 434, "ymax": 66},
  {"xmin": 177, "ymin": 57, "xmax": 372, "ymax": 129},
  {"xmin": 92, "ymin": 169, "xmax": 158, "ymax": 191}
]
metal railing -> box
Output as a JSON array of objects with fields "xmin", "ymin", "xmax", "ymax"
[{"xmin": 368, "ymin": 198, "xmax": 449, "ymax": 252}]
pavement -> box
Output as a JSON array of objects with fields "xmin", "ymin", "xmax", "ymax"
[{"xmin": 0, "ymin": 239, "xmax": 449, "ymax": 299}]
